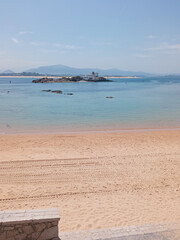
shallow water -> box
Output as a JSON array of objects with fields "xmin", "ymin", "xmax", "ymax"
[{"xmin": 0, "ymin": 76, "xmax": 180, "ymax": 133}]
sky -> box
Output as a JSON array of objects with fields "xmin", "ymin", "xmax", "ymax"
[{"xmin": 0, "ymin": 0, "xmax": 180, "ymax": 74}]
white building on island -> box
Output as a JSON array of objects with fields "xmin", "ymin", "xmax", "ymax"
[{"xmin": 83, "ymin": 72, "xmax": 99, "ymax": 81}]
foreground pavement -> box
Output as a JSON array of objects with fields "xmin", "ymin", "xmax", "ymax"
[{"xmin": 60, "ymin": 223, "xmax": 180, "ymax": 240}]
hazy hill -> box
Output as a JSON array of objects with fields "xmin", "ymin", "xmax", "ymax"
[
  {"xmin": 26, "ymin": 64, "xmax": 152, "ymax": 76},
  {"xmin": 2, "ymin": 69, "xmax": 15, "ymax": 74}
]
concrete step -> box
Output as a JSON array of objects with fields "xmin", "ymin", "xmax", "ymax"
[{"xmin": 59, "ymin": 222, "xmax": 180, "ymax": 240}]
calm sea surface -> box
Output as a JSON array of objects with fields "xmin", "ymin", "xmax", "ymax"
[{"xmin": 0, "ymin": 76, "xmax": 180, "ymax": 134}]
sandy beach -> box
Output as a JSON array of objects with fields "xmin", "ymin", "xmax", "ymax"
[
  {"xmin": 0, "ymin": 75, "xmax": 138, "ymax": 79},
  {"xmin": 0, "ymin": 130, "xmax": 179, "ymax": 232}
]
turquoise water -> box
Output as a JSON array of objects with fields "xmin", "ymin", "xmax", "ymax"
[{"xmin": 0, "ymin": 76, "xmax": 180, "ymax": 134}]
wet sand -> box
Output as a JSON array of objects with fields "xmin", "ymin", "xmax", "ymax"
[{"xmin": 0, "ymin": 130, "xmax": 179, "ymax": 232}]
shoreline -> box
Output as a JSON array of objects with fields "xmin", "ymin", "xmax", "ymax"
[
  {"xmin": 1, "ymin": 126, "xmax": 180, "ymax": 136},
  {"xmin": 0, "ymin": 129, "xmax": 180, "ymax": 231}
]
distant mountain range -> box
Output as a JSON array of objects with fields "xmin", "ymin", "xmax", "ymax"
[
  {"xmin": 26, "ymin": 64, "xmax": 153, "ymax": 77},
  {"xmin": 1, "ymin": 65, "xmax": 180, "ymax": 76}
]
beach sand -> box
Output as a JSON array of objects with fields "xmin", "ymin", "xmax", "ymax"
[{"xmin": 0, "ymin": 130, "xmax": 179, "ymax": 232}]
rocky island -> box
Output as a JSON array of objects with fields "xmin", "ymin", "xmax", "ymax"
[{"xmin": 32, "ymin": 72, "xmax": 112, "ymax": 83}]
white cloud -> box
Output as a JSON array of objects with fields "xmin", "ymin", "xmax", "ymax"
[
  {"xmin": 147, "ymin": 43, "xmax": 180, "ymax": 51},
  {"xmin": 53, "ymin": 43, "xmax": 79, "ymax": 49},
  {"xmin": 30, "ymin": 41, "xmax": 44, "ymax": 46},
  {"xmin": 63, "ymin": 44, "xmax": 79, "ymax": 50},
  {"xmin": 31, "ymin": 41, "xmax": 80, "ymax": 50},
  {"xmin": 38, "ymin": 49, "xmax": 66, "ymax": 54},
  {"xmin": 18, "ymin": 31, "xmax": 33, "ymax": 35},
  {"xmin": 134, "ymin": 54, "xmax": 149, "ymax": 58},
  {"xmin": 146, "ymin": 35, "xmax": 156, "ymax": 39},
  {"xmin": 12, "ymin": 37, "xmax": 19, "ymax": 44},
  {"xmin": 164, "ymin": 44, "xmax": 180, "ymax": 50},
  {"xmin": 0, "ymin": 51, "xmax": 6, "ymax": 55},
  {"xmin": 98, "ymin": 41, "xmax": 113, "ymax": 46}
]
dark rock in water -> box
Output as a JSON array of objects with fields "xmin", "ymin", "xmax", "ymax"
[
  {"xmin": 32, "ymin": 77, "xmax": 72, "ymax": 83},
  {"xmin": 106, "ymin": 96, "xmax": 114, "ymax": 98},
  {"xmin": 42, "ymin": 90, "xmax": 51, "ymax": 92},
  {"xmin": 51, "ymin": 90, "xmax": 63, "ymax": 94},
  {"xmin": 32, "ymin": 77, "xmax": 54, "ymax": 83},
  {"xmin": 41, "ymin": 89, "xmax": 63, "ymax": 94}
]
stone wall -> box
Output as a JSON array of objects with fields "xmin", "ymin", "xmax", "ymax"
[{"xmin": 0, "ymin": 208, "xmax": 60, "ymax": 240}]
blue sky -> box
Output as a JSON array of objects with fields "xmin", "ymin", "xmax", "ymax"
[{"xmin": 0, "ymin": 0, "xmax": 180, "ymax": 73}]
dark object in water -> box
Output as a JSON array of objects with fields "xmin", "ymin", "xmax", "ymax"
[
  {"xmin": 106, "ymin": 96, "xmax": 114, "ymax": 99},
  {"xmin": 42, "ymin": 90, "xmax": 51, "ymax": 92},
  {"xmin": 51, "ymin": 90, "xmax": 63, "ymax": 94},
  {"xmin": 42, "ymin": 90, "xmax": 63, "ymax": 94},
  {"xmin": 66, "ymin": 93, "xmax": 73, "ymax": 95}
]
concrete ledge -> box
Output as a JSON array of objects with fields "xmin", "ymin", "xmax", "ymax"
[
  {"xmin": 0, "ymin": 208, "xmax": 60, "ymax": 240},
  {"xmin": 60, "ymin": 222, "xmax": 180, "ymax": 240}
]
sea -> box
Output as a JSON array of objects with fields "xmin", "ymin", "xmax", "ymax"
[{"xmin": 0, "ymin": 76, "xmax": 180, "ymax": 134}]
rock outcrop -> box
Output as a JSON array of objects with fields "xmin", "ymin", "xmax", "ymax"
[
  {"xmin": 42, "ymin": 90, "xmax": 62, "ymax": 94},
  {"xmin": 51, "ymin": 90, "xmax": 63, "ymax": 94},
  {"xmin": 42, "ymin": 90, "xmax": 74, "ymax": 95},
  {"xmin": 33, "ymin": 76, "xmax": 112, "ymax": 83}
]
